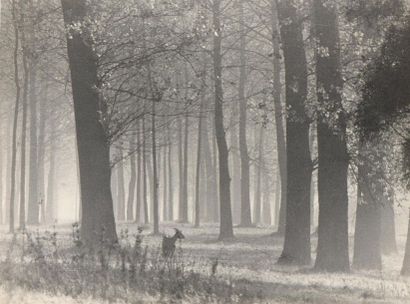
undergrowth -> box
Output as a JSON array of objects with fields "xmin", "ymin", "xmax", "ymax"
[{"xmin": 0, "ymin": 224, "xmax": 263, "ymax": 304}]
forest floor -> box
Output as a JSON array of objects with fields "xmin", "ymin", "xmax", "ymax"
[{"xmin": 0, "ymin": 223, "xmax": 409, "ymax": 303}]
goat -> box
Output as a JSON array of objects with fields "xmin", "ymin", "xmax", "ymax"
[{"xmin": 162, "ymin": 228, "xmax": 185, "ymax": 258}]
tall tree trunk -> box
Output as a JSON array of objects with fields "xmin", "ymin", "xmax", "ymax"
[
  {"xmin": 19, "ymin": 18, "xmax": 30, "ymax": 230},
  {"xmin": 9, "ymin": 0, "xmax": 20, "ymax": 233},
  {"xmin": 116, "ymin": 147, "xmax": 126, "ymax": 221},
  {"xmin": 167, "ymin": 128, "xmax": 173, "ymax": 221},
  {"xmin": 126, "ymin": 137, "xmax": 136, "ymax": 221},
  {"xmin": 135, "ymin": 123, "xmax": 142, "ymax": 223},
  {"xmin": 177, "ymin": 115, "xmax": 184, "ymax": 221},
  {"xmin": 46, "ymin": 119, "xmax": 56, "ymax": 224},
  {"xmin": 27, "ymin": 66, "xmax": 38, "ymax": 225},
  {"xmin": 142, "ymin": 116, "xmax": 149, "ymax": 224},
  {"xmin": 262, "ymin": 170, "xmax": 272, "ymax": 226},
  {"xmin": 180, "ymin": 109, "xmax": 189, "ymax": 222},
  {"xmin": 151, "ymin": 98, "xmax": 159, "ymax": 235},
  {"xmin": 313, "ymin": 0, "xmax": 350, "ymax": 272},
  {"xmin": 253, "ymin": 125, "xmax": 263, "ymax": 225},
  {"xmin": 38, "ymin": 81, "xmax": 47, "ymax": 224},
  {"xmin": 213, "ymin": 0, "xmax": 234, "ymax": 240},
  {"xmin": 162, "ymin": 141, "xmax": 167, "ymax": 221},
  {"xmin": 194, "ymin": 65, "xmax": 206, "ymax": 227},
  {"xmin": 61, "ymin": 0, "xmax": 117, "ymax": 244},
  {"xmin": 238, "ymin": 0, "xmax": 252, "ymax": 227},
  {"xmin": 271, "ymin": 0, "xmax": 287, "ymax": 235},
  {"xmin": 277, "ymin": 0, "xmax": 312, "ymax": 265},
  {"xmin": 353, "ymin": 143, "xmax": 382, "ymax": 270},
  {"xmin": 274, "ymin": 173, "xmax": 281, "ymax": 228}
]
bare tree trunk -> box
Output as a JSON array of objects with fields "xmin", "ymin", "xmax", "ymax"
[
  {"xmin": 61, "ymin": 0, "xmax": 117, "ymax": 244},
  {"xmin": 271, "ymin": 0, "xmax": 287, "ymax": 235},
  {"xmin": 254, "ymin": 125, "xmax": 264, "ymax": 225},
  {"xmin": 213, "ymin": 0, "xmax": 234, "ymax": 240},
  {"xmin": 19, "ymin": 16, "xmax": 30, "ymax": 230},
  {"xmin": 313, "ymin": 0, "xmax": 349, "ymax": 272},
  {"xmin": 126, "ymin": 137, "xmax": 136, "ymax": 221},
  {"xmin": 142, "ymin": 115, "xmax": 149, "ymax": 224},
  {"xmin": 167, "ymin": 128, "xmax": 173, "ymax": 221},
  {"xmin": 162, "ymin": 140, "xmax": 167, "ymax": 221},
  {"xmin": 38, "ymin": 81, "xmax": 47, "ymax": 224},
  {"xmin": 262, "ymin": 170, "xmax": 272, "ymax": 226},
  {"xmin": 238, "ymin": 0, "xmax": 252, "ymax": 227},
  {"xmin": 277, "ymin": 0, "xmax": 312, "ymax": 265},
  {"xmin": 194, "ymin": 64, "xmax": 206, "ymax": 227},
  {"xmin": 116, "ymin": 146, "xmax": 126, "ymax": 221},
  {"xmin": 135, "ymin": 122, "xmax": 142, "ymax": 223},
  {"xmin": 180, "ymin": 109, "xmax": 189, "ymax": 222},
  {"xmin": 46, "ymin": 118, "xmax": 56, "ymax": 224},
  {"xmin": 177, "ymin": 116, "xmax": 184, "ymax": 221},
  {"xmin": 151, "ymin": 98, "xmax": 159, "ymax": 235},
  {"xmin": 9, "ymin": 0, "xmax": 20, "ymax": 233}
]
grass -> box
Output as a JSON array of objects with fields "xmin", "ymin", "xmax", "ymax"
[{"xmin": 0, "ymin": 222, "xmax": 409, "ymax": 303}]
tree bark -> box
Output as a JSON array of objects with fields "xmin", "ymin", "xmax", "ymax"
[
  {"xmin": 353, "ymin": 143, "xmax": 382, "ymax": 270},
  {"xmin": 9, "ymin": 0, "xmax": 20, "ymax": 233},
  {"xmin": 116, "ymin": 146, "xmax": 126, "ymax": 221},
  {"xmin": 313, "ymin": 0, "xmax": 350, "ymax": 272},
  {"xmin": 126, "ymin": 137, "xmax": 136, "ymax": 221},
  {"xmin": 167, "ymin": 128, "xmax": 173, "ymax": 221},
  {"xmin": 46, "ymin": 117, "xmax": 56, "ymax": 224},
  {"xmin": 151, "ymin": 100, "xmax": 159, "ymax": 234},
  {"xmin": 277, "ymin": 0, "xmax": 312, "ymax": 266},
  {"xmin": 180, "ymin": 107, "xmax": 189, "ymax": 222},
  {"xmin": 19, "ymin": 18, "xmax": 30, "ymax": 230},
  {"xmin": 142, "ymin": 116, "xmax": 149, "ymax": 224},
  {"xmin": 253, "ymin": 125, "xmax": 264, "ymax": 225},
  {"xmin": 61, "ymin": 0, "xmax": 117, "ymax": 244},
  {"xmin": 135, "ymin": 122, "xmax": 142, "ymax": 223},
  {"xmin": 238, "ymin": 0, "xmax": 252, "ymax": 227},
  {"xmin": 213, "ymin": 0, "xmax": 234, "ymax": 240},
  {"xmin": 271, "ymin": 0, "xmax": 287, "ymax": 235}
]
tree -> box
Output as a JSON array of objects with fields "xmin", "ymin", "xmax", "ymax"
[
  {"xmin": 61, "ymin": 0, "xmax": 117, "ymax": 245},
  {"xmin": 212, "ymin": 0, "xmax": 234, "ymax": 240},
  {"xmin": 277, "ymin": 0, "xmax": 312, "ymax": 266},
  {"xmin": 313, "ymin": 0, "xmax": 350, "ymax": 272}
]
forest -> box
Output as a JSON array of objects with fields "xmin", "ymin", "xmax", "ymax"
[{"xmin": 0, "ymin": 0, "xmax": 410, "ymax": 303}]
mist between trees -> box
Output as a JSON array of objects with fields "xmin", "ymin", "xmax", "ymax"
[{"xmin": 1, "ymin": 0, "xmax": 410, "ymax": 302}]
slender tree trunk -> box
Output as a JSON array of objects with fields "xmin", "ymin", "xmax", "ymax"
[
  {"xmin": 194, "ymin": 66, "xmax": 206, "ymax": 227},
  {"xmin": 213, "ymin": 0, "xmax": 234, "ymax": 240},
  {"xmin": 162, "ymin": 140, "xmax": 167, "ymax": 221},
  {"xmin": 238, "ymin": 0, "xmax": 252, "ymax": 227},
  {"xmin": 126, "ymin": 137, "xmax": 136, "ymax": 221},
  {"xmin": 274, "ymin": 173, "xmax": 280, "ymax": 228},
  {"xmin": 135, "ymin": 122, "xmax": 142, "ymax": 223},
  {"xmin": 177, "ymin": 116, "xmax": 184, "ymax": 221},
  {"xmin": 38, "ymin": 81, "xmax": 47, "ymax": 224},
  {"xmin": 313, "ymin": 0, "xmax": 350, "ymax": 272},
  {"xmin": 277, "ymin": 0, "xmax": 312, "ymax": 265},
  {"xmin": 180, "ymin": 109, "xmax": 189, "ymax": 222},
  {"xmin": 142, "ymin": 116, "xmax": 149, "ymax": 224},
  {"xmin": 167, "ymin": 129, "xmax": 173, "ymax": 221},
  {"xmin": 116, "ymin": 146, "xmax": 126, "ymax": 221},
  {"xmin": 271, "ymin": 0, "xmax": 287, "ymax": 235},
  {"xmin": 19, "ymin": 18, "xmax": 30, "ymax": 230},
  {"xmin": 151, "ymin": 97, "xmax": 159, "ymax": 235},
  {"xmin": 27, "ymin": 69, "xmax": 39, "ymax": 226},
  {"xmin": 46, "ymin": 119, "xmax": 56, "ymax": 224},
  {"xmin": 262, "ymin": 170, "xmax": 272, "ymax": 226},
  {"xmin": 254, "ymin": 125, "xmax": 264, "ymax": 225},
  {"xmin": 61, "ymin": 0, "xmax": 117, "ymax": 244},
  {"xmin": 9, "ymin": 0, "xmax": 20, "ymax": 233}
]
